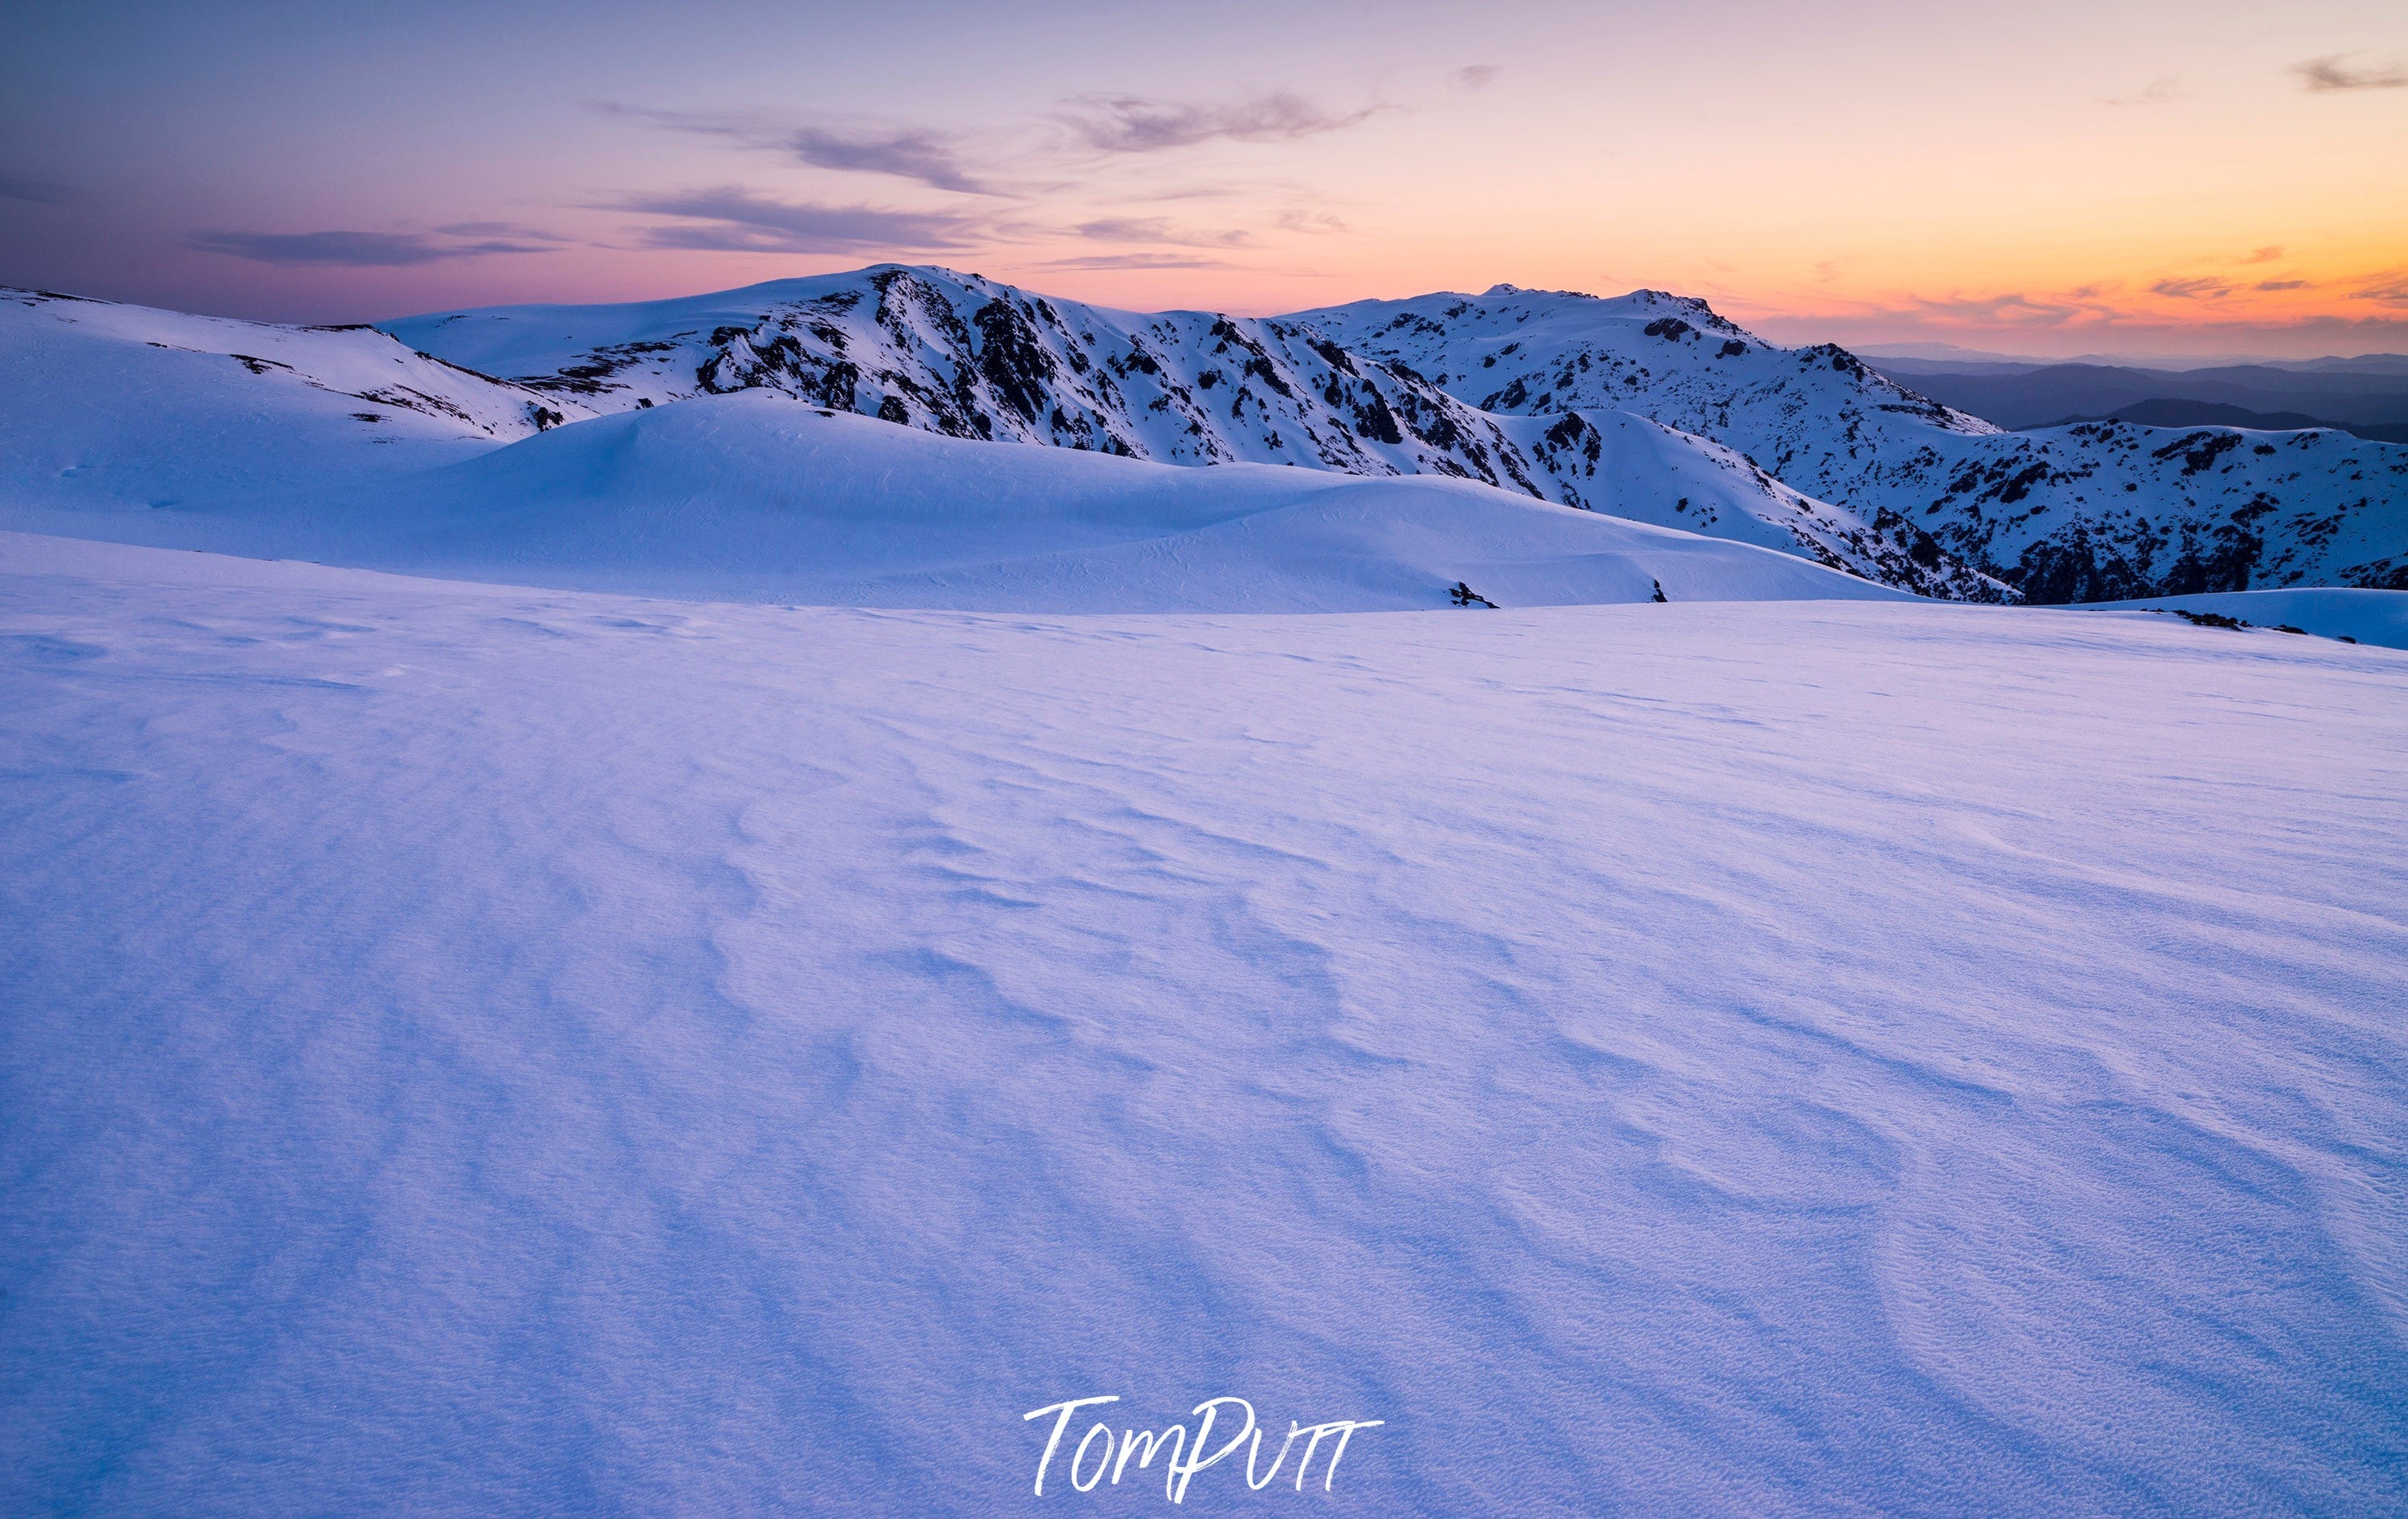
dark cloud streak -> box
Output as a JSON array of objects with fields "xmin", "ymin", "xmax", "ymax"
[
  {"xmin": 1057, "ymin": 92, "xmax": 1383, "ymax": 154},
  {"xmin": 2101, "ymin": 75, "xmax": 2184, "ymax": 107},
  {"xmin": 436, "ymin": 221, "xmax": 574, "ymax": 242},
  {"xmin": 788, "ymin": 128, "xmax": 993, "ymax": 195},
  {"xmin": 594, "ymin": 104, "xmax": 1000, "ymax": 195},
  {"xmin": 187, "ymin": 230, "xmax": 552, "ymax": 267},
  {"xmin": 2355, "ymin": 271, "xmax": 2408, "ymax": 307},
  {"xmin": 2149, "ymin": 276, "xmax": 2233, "ymax": 299},
  {"xmin": 0, "ymin": 173, "xmax": 79, "ymax": 205},
  {"xmin": 2292, "ymin": 55, "xmax": 2407, "ymax": 92},
  {"xmin": 1071, "ymin": 216, "xmax": 1249, "ymax": 247},
  {"xmin": 615, "ymin": 189, "xmax": 980, "ymax": 252},
  {"xmin": 1037, "ymin": 253, "xmax": 1236, "ymax": 271}
]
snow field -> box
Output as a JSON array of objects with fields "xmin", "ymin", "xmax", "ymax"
[{"xmin": 4, "ymin": 535, "xmax": 2405, "ymax": 1513}]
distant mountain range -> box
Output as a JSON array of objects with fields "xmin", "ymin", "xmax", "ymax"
[
  {"xmin": 1858, "ymin": 344, "xmax": 2408, "ymax": 375},
  {"xmin": 2041, "ymin": 399, "xmax": 2407, "ymax": 445},
  {"xmin": 1860, "ymin": 355, "xmax": 2408, "ymax": 445}
]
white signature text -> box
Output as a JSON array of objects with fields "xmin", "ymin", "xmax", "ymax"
[{"xmin": 1024, "ymin": 1395, "xmax": 1383, "ymax": 1503}]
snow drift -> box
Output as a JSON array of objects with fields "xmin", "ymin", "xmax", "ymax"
[
  {"xmin": 27, "ymin": 392, "xmax": 1912, "ymax": 613},
  {"xmin": 2096, "ymin": 586, "xmax": 2408, "ymax": 650}
]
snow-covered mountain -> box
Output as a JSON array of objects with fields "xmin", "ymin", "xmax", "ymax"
[
  {"xmin": 385, "ymin": 267, "xmax": 1994, "ymax": 598},
  {"xmin": 14, "ymin": 270, "xmax": 2402, "ymax": 607},
  {"xmin": 1290, "ymin": 284, "xmax": 2408, "ymax": 601},
  {"xmin": 1, "ymin": 288, "xmax": 586, "ymax": 511}
]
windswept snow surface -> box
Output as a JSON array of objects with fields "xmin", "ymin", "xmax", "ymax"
[
  {"xmin": 6, "ymin": 533, "xmax": 2406, "ymax": 1513},
  {"xmin": 0, "ymin": 394, "xmax": 1906, "ymax": 613}
]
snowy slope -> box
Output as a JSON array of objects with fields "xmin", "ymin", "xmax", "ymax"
[
  {"xmin": 1290, "ymin": 284, "xmax": 2408, "ymax": 601},
  {"xmin": 2086, "ymin": 586, "xmax": 2408, "ymax": 650},
  {"xmin": 387, "ymin": 268, "xmax": 1992, "ymax": 598},
  {"xmin": 1491, "ymin": 404, "xmax": 1987, "ymax": 596},
  {"xmin": 0, "ymin": 288, "xmax": 588, "ymax": 511},
  {"xmin": 8, "ymin": 393, "xmax": 1905, "ymax": 613},
  {"xmin": 5, "ymin": 532, "xmax": 2406, "ymax": 1513}
]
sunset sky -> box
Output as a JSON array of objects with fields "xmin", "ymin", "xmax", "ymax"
[{"xmin": 6, "ymin": 0, "xmax": 2403, "ymax": 358}]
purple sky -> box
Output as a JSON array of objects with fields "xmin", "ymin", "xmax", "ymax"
[{"xmin": 5, "ymin": 0, "xmax": 2405, "ymax": 358}]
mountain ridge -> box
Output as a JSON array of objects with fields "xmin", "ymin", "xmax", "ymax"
[
  {"xmin": 380, "ymin": 266, "xmax": 1997, "ymax": 599},
  {"xmin": 1288, "ymin": 283, "xmax": 2408, "ymax": 599},
  {"xmin": 6, "ymin": 270, "xmax": 2400, "ymax": 606},
  {"xmin": 388, "ymin": 265, "xmax": 2407, "ymax": 601}
]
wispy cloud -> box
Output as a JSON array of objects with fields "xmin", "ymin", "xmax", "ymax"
[
  {"xmin": 590, "ymin": 100, "xmax": 752, "ymax": 145},
  {"xmin": 1037, "ymin": 253, "xmax": 1238, "ymax": 271},
  {"xmin": 1057, "ymin": 92, "xmax": 1384, "ymax": 154},
  {"xmin": 1455, "ymin": 65, "xmax": 1501, "ymax": 90},
  {"xmin": 593, "ymin": 104, "xmax": 1002, "ymax": 196},
  {"xmin": 188, "ymin": 229, "xmax": 554, "ymax": 266},
  {"xmin": 788, "ymin": 127, "xmax": 993, "ymax": 194},
  {"xmin": 586, "ymin": 85, "xmax": 1395, "ymax": 265},
  {"xmin": 597, "ymin": 84, "xmax": 1398, "ymax": 237},
  {"xmin": 1901, "ymin": 290, "xmax": 2104, "ymax": 327},
  {"xmin": 2292, "ymin": 55, "xmax": 2407, "ymax": 92},
  {"xmin": 2149, "ymin": 275, "xmax": 2232, "ymax": 299},
  {"xmin": 2239, "ymin": 245, "xmax": 2283, "ymax": 265},
  {"xmin": 1758, "ymin": 270, "xmax": 2408, "ymax": 358},
  {"xmin": 0, "ymin": 173, "xmax": 77, "ymax": 205},
  {"xmin": 2103, "ymin": 75, "xmax": 2185, "ymax": 106},
  {"xmin": 615, "ymin": 189, "xmax": 980, "ymax": 253},
  {"xmin": 1273, "ymin": 208, "xmax": 1348, "ymax": 234},
  {"xmin": 436, "ymin": 220, "xmax": 574, "ymax": 242},
  {"xmin": 1071, "ymin": 216, "xmax": 1249, "ymax": 247},
  {"xmin": 1125, "ymin": 182, "xmax": 1255, "ymax": 202},
  {"xmin": 2353, "ymin": 271, "xmax": 2408, "ymax": 307}
]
